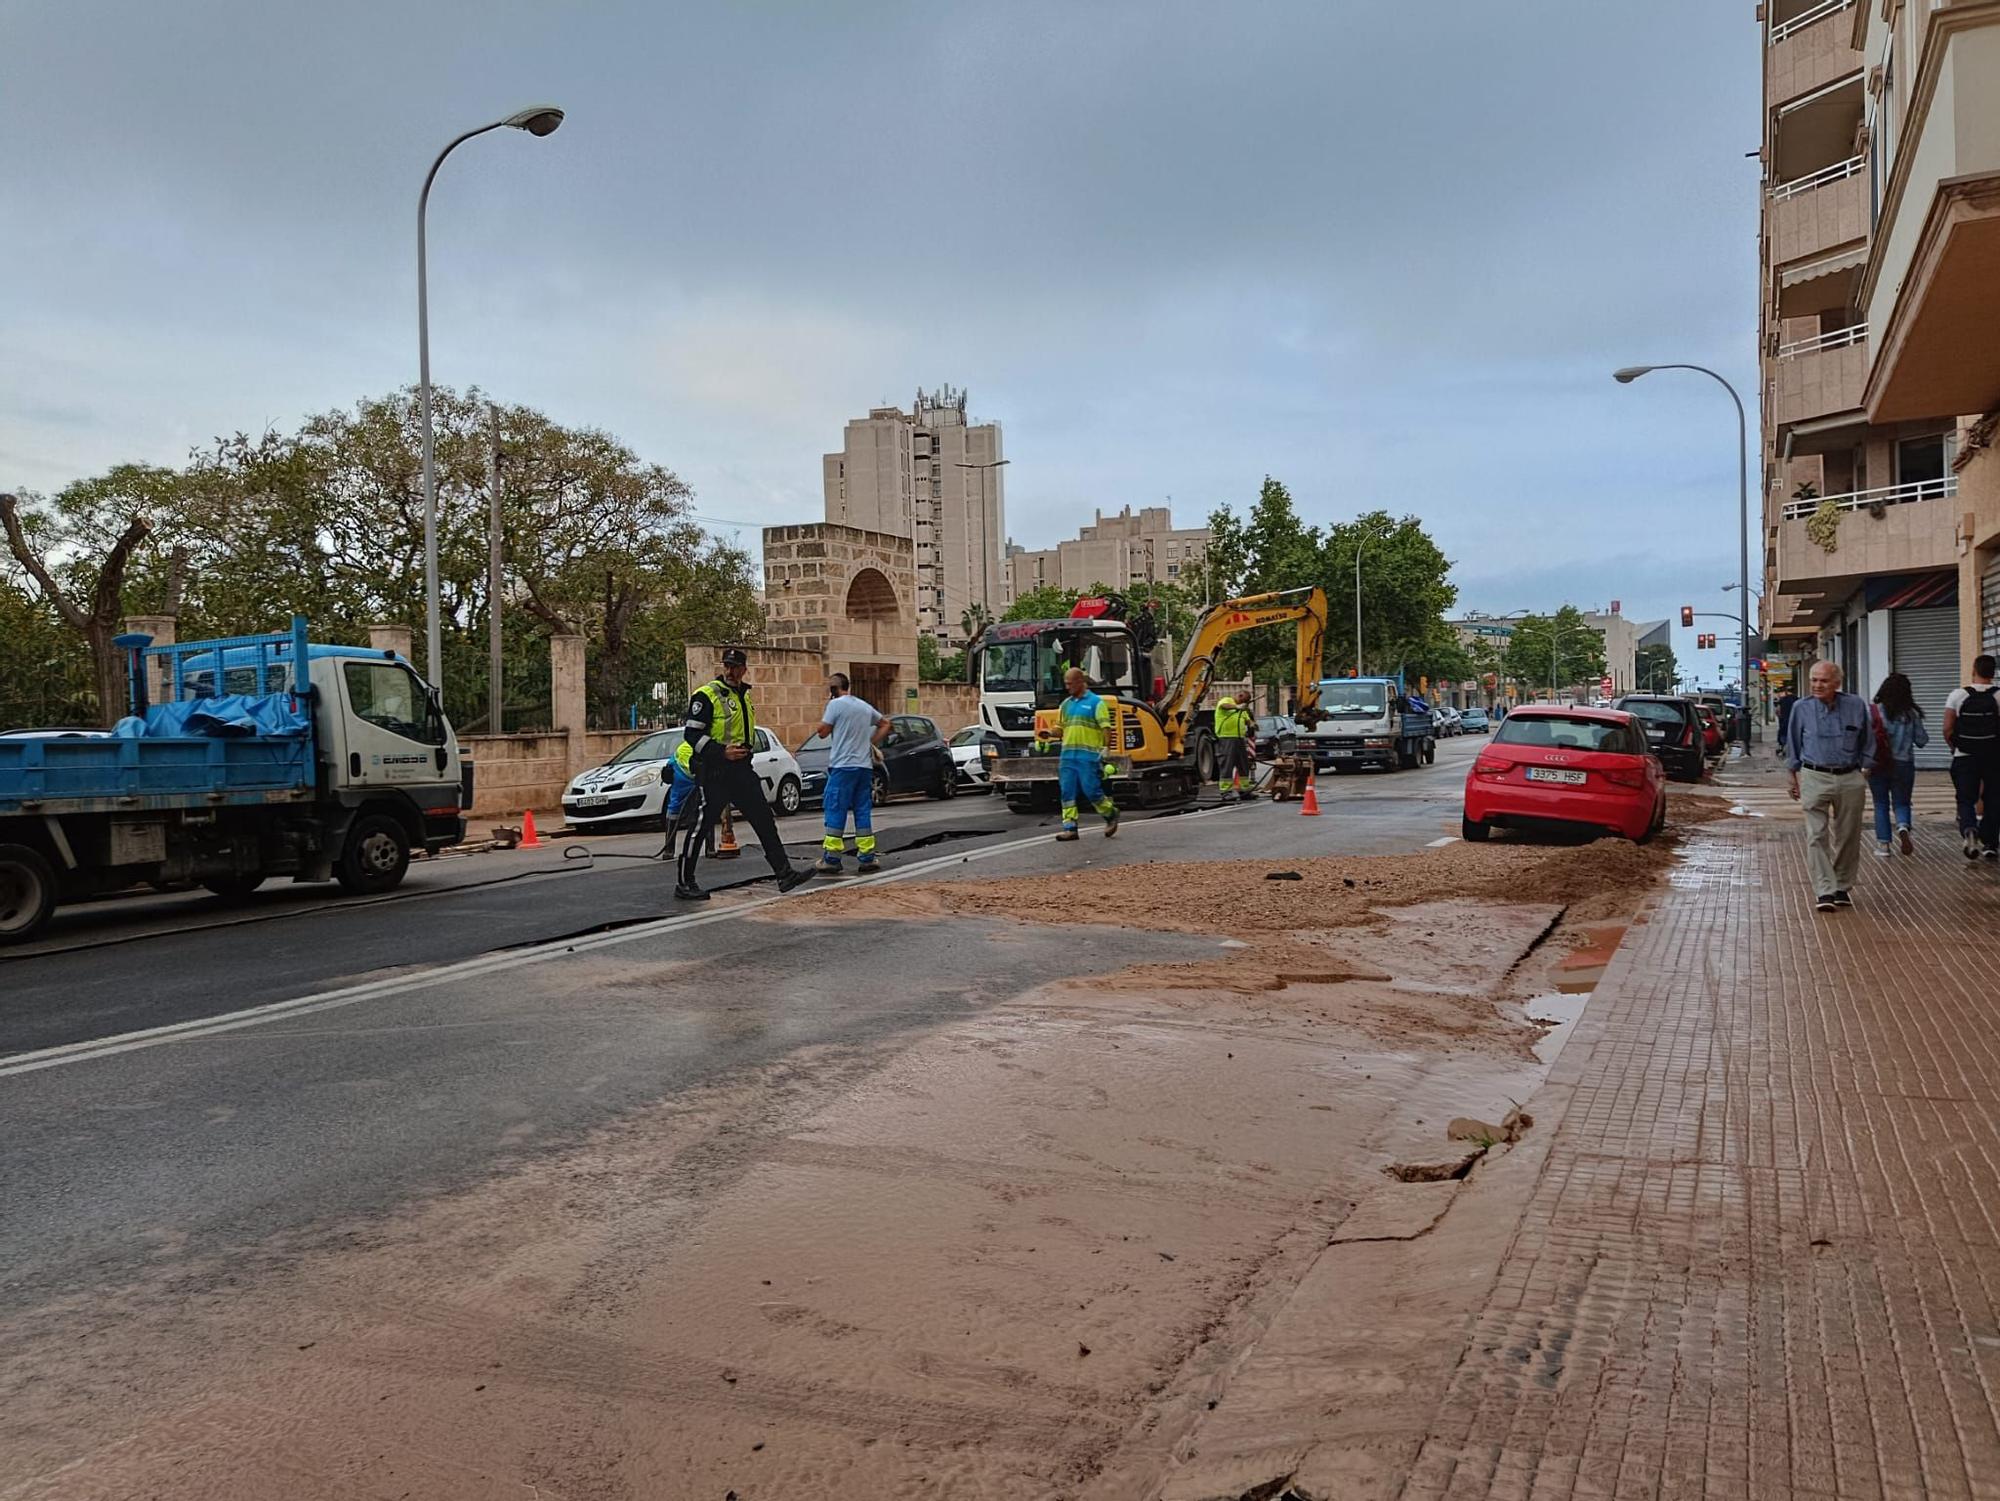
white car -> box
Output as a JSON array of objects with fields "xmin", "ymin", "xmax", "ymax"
[
  {"xmin": 948, "ymin": 725, "xmax": 991, "ymax": 789},
  {"xmin": 561, "ymin": 726, "xmax": 803, "ymax": 829}
]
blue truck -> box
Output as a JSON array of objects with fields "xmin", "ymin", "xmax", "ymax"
[
  {"xmin": 1297, "ymin": 674, "xmax": 1436, "ymax": 771},
  {"xmin": 0, "ymin": 618, "xmax": 469, "ymax": 945}
]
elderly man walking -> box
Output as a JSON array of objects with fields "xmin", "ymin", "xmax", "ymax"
[{"xmin": 1785, "ymin": 660, "xmax": 1876, "ymax": 912}]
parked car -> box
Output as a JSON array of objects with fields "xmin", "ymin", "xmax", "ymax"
[
  {"xmin": 1252, "ymin": 713, "xmax": 1297, "ymax": 763},
  {"xmin": 1435, "ymin": 707, "xmax": 1462, "ymax": 737},
  {"xmin": 561, "ymin": 726, "xmax": 803, "ymax": 828},
  {"xmin": 797, "ymin": 713, "xmax": 956, "ymax": 806},
  {"xmin": 1612, "ymin": 694, "xmax": 1707, "ymax": 783},
  {"xmin": 1462, "ymin": 706, "xmax": 1665, "ymax": 844},
  {"xmin": 1459, "ymin": 708, "xmax": 1491, "ymax": 734},
  {"xmin": 947, "ymin": 725, "xmax": 992, "ymax": 790},
  {"xmin": 1694, "ymin": 704, "xmax": 1727, "ymax": 759}
]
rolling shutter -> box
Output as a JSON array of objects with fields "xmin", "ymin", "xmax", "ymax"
[
  {"xmin": 1981, "ymin": 556, "xmax": 2000, "ymax": 658},
  {"xmin": 1892, "ymin": 607, "xmax": 1957, "ymax": 770}
]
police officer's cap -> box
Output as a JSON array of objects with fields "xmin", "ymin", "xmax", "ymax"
[{"xmin": 721, "ymin": 646, "xmax": 749, "ymax": 668}]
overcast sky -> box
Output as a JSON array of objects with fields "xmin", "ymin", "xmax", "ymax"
[{"xmin": 1, "ymin": 1, "xmax": 1762, "ymax": 681}]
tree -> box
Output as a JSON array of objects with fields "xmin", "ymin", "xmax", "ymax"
[
  {"xmin": 959, "ymin": 602, "xmax": 993, "ymax": 642},
  {"xmin": 918, "ymin": 635, "xmax": 966, "ymax": 683},
  {"xmin": 1326, "ymin": 510, "xmax": 1457, "ymax": 677},
  {"xmin": 1, "ymin": 470, "xmax": 180, "ymax": 723},
  {"xmin": 1503, "ymin": 607, "xmax": 1608, "ymax": 699},
  {"xmin": 1635, "ymin": 642, "xmax": 1679, "ymax": 694},
  {"xmin": 1003, "ymin": 583, "xmax": 1085, "ymax": 622},
  {"xmin": 1191, "ymin": 478, "xmax": 1324, "ymax": 686}
]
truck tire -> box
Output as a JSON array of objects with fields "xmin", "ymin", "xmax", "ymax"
[
  {"xmin": 336, "ymin": 814, "xmax": 411, "ymax": 895},
  {"xmin": 1190, "ymin": 731, "xmax": 1217, "ymax": 785},
  {"xmin": 201, "ymin": 873, "xmax": 267, "ymax": 902},
  {"xmin": 1397, "ymin": 745, "xmax": 1417, "ymax": 771},
  {"xmin": 1422, "ymin": 739, "xmax": 1436, "ymax": 766},
  {"xmin": 0, "ymin": 843, "xmax": 58, "ymax": 946}
]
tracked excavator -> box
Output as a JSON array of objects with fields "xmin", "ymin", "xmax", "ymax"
[{"xmin": 970, "ymin": 587, "xmax": 1328, "ymax": 812}]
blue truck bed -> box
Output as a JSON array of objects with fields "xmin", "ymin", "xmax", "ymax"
[{"xmin": 0, "ymin": 619, "xmax": 320, "ymax": 817}]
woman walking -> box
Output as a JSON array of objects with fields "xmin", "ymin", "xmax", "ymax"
[{"xmin": 1870, "ymin": 672, "xmax": 1930, "ymax": 856}]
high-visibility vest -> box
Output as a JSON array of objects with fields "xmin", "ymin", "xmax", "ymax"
[
  {"xmin": 673, "ymin": 738, "xmax": 695, "ymax": 776},
  {"xmin": 1215, "ymin": 705, "xmax": 1251, "ymax": 740},
  {"xmin": 694, "ymin": 677, "xmax": 756, "ymax": 751},
  {"xmin": 1055, "ymin": 691, "xmax": 1114, "ymax": 754}
]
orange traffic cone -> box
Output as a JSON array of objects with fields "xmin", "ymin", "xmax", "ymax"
[
  {"xmin": 1299, "ymin": 779, "xmax": 1321, "ymax": 817},
  {"xmin": 519, "ymin": 809, "xmax": 543, "ymax": 848},
  {"xmin": 715, "ymin": 806, "xmax": 742, "ymax": 859}
]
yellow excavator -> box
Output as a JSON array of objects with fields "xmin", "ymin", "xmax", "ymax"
[{"xmin": 975, "ymin": 586, "xmax": 1328, "ymax": 811}]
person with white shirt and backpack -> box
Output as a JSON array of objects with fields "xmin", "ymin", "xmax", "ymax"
[{"xmin": 1944, "ymin": 655, "xmax": 2000, "ymax": 859}]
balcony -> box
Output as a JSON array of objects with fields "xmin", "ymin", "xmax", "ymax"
[
  {"xmin": 1774, "ymin": 476, "xmax": 1959, "ymax": 604},
  {"xmin": 1772, "ymin": 330, "xmax": 1870, "ymax": 430},
  {"xmin": 1767, "ymin": 0, "xmax": 1859, "ymax": 103},
  {"xmin": 1768, "ymin": 157, "xmax": 1868, "ymax": 263}
]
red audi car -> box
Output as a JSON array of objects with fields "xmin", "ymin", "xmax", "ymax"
[{"xmin": 1461, "ymin": 705, "xmax": 1666, "ymax": 844}]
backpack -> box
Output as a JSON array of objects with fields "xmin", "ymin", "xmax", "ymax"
[{"xmin": 1955, "ymin": 685, "xmax": 2000, "ymax": 749}]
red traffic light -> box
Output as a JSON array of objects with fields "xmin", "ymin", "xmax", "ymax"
[{"xmin": 1680, "ymin": 605, "xmax": 1695, "ymax": 628}]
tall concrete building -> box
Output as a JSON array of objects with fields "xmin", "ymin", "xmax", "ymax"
[
  {"xmin": 1007, "ymin": 506, "xmax": 1211, "ymax": 599},
  {"xmin": 1758, "ymin": 0, "xmax": 1982, "ymax": 766},
  {"xmin": 821, "ymin": 386, "xmax": 1006, "ymax": 647}
]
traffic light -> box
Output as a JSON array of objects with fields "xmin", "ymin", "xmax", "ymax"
[{"xmin": 1680, "ymin": 605, "xmax": 1695, "ymax": 628}]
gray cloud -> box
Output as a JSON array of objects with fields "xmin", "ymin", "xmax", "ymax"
[{"xmin": 1, "ymin": 0, "xmax": 1760, "ymax": 630}]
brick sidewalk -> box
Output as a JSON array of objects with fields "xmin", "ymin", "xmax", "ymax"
[{"xmin": 1401, "ymin": 757, "xmax": 2000, "ymax": 1500}]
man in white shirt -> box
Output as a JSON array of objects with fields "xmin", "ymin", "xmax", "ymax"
[{"xmin": 814, "ymin": 673, "xmax": 892, "ymax": 875}]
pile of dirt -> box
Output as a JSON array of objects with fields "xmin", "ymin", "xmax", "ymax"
[{"xmin": 805, "ymin": 825, "xmax": 1690, "ymax": 937}]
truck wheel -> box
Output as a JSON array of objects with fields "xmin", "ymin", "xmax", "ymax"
[
  {"xmin": 1006, "ymin": 796, "xmax": 1038, "ymax": 815},
  {"xmin": 0, "ymin": 843, "xmax": 58, "ymax": 946},
  {"xmin": 336, "ymin": 814, "xmax": 411, "ymax": 895},
  {"xmin": 1191, "ymin": 731, "xmax": 1217, "ymax": 785},
  {"xmin": 201, "ymin": 874, "xmax": 267, "ymax": 902},
  {"xmin": 1397, "ymin": 746, "xmax": 1417, "ymax": 771},
  {"xmin": 1422, "ymin": 740, "xmax": 1436, "ymax": 766}
]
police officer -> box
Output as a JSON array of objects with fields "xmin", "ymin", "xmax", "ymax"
[{"xmin": 676, "ymin": 647, "xmax": 812, "ymax": 900}]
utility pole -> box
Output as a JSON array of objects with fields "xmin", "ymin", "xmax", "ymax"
[{"xmin": 486, "ymin": 404, "xmax": 503, "ymax": 734}]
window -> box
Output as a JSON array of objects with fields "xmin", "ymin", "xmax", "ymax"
[
  {"xmin": 611, "ymin": 729, "xmax": 683, "ymax": 765},
  {"xmin": 756, "ymin": 728, "xmax": 777, "ymax": 753},
  {"xmin": 1896, "ymin": 433, "xmax": 1951, "ymax": 487},
  {"xmin": 343, "ymin": 660, "xmax": 436, "ymax": 744},
  {"xmin": 1495, "ymin": 715, "xmax": 1642, "ymax": 753},
  {"xmin": 1167, "ymin": 564, "xmax": 1180, "ymax": 577},
  {"xmin": 950, "ymin": 725, "xmax": 983, "ymax": 746}
]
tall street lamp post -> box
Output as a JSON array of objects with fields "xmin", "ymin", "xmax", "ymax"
[
  {"xmin": 1353, "ymin": 536, "xmax": 1369, "ymax": 677},
  {"xmin": 417, "ymin": 105, "xmax": 564, "ymax": 702},
  {"xmin": 1613, "ymin": 362, "xmax": 1751, "ymax": 748},
  {"xmin": 954, "ymin": 458, "xmax": 1009, "ymax": 632}
]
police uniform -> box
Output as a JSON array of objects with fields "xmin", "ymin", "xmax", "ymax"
[{"xmin": 676, "ymin": 655, "xmax": 807, "ymax": 898}]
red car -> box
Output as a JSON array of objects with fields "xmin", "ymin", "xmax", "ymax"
[
  {"xmin": 1695, "ymin": 704, "xmax": 1726, "ymax": 759},
  {"xmin": 1461, "ymin": 706, "xmax": 1666, "ymax": 844}
]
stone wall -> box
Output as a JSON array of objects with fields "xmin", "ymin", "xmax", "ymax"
[
  {"xmin": 913, "ymin": 680, "xmax": 980, "ymax": 729},
  {"xmin": 461, "ymin": 729, "xmax": 633, "ymax": 817},
  {"xmin": 761, "ymin": 522, "xmax": 919, "ymax": 712}
]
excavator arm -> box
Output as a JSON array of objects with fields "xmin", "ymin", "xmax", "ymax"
[{"xmin": 1161, "ymin": 587, "xmax": 1328, "ymax": 745}]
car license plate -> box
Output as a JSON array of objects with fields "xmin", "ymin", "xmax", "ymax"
[
  {"xmin": 1526, "ymin": 768, "xmax": 1586, "ymax": 785},
  {"xmin": 577, "ymin": 794, "xmax": 609, "ymax": 807}
]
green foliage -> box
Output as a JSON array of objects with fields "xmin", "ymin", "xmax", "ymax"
[
  {"xmin": 1503, "ymin": 606, "xmax": 1609, "ymax": 698},
  {"xmin": 1003, "ymin": 583, "xmax": 1085, "ymax": 623},
  {"xmin": 0, "ymin": 388, "xmax": 759, "ymax": 732},
  {"xmin": 918, "ymin": 635, "xmax": 966, "ymax": 683},
  {"xmin": 1635, "ymin": 642, "xmax": 1679, "ymax": 693}
]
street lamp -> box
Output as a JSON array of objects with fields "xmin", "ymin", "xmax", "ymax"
[
  {"xmin": 1353, "ymin": 535, "xmax": 1369, "ymax": 677},
  {"xmin": 417, "ymin": 105, "xmax": 565, "ymax": 700},
  {"xmin": 954, "ymin": 458, "xmax": 1009, "ymax": 634},
  {"xmin": 1613, "ymin": 362, "xmax": 1751, "ymax": 747}
]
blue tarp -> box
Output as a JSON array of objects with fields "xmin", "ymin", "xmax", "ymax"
[{"xmin": 112, "ymin": 693, "xmax": 311, "ymax": 740}]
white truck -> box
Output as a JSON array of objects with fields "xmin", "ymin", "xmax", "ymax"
[{"xmin": 0, "ymin": 617, "xmax": 469, "ymax": 944}]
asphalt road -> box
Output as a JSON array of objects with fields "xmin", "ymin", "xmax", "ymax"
[{"xmin": 0, "ymin": 737, "xmax": 1486, "ymax": 1318}]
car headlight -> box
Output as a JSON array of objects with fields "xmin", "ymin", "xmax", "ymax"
[
  {"xmin": 1363, "ymin": 737, "xmax": 1391, "ymax": 747},
  {"xmin": 624, "ymin": 765, "xmax": 662, "ymax": 788}
]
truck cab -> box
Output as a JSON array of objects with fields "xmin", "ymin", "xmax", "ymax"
[{"xmin": 1302, "ymin": 676, "xmax": 1436, "ymax": 771}]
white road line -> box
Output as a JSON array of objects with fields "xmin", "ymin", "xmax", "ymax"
[
  {"xmin": 0, "ymin": 804, "xmax": 1242, "ymax": 1080},
  {"xmin": 1426, "ymin": 836, "xmax": 1459, "ymax": 847}
]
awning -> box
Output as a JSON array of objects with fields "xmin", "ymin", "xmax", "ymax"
[
  {"xmin": 1776, "ymin": 244, "xmax": 1867, "ymax": 319},
  {"xmin": 1780, "ymin": 407, "xmax": 1869, "ymax": 459},
  {"xmin": 1864, "ymin": 571, "xmax": 1959, "ymax": 611}
]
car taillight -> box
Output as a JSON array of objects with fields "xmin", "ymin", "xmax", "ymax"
[
  {"xmin": 1473, "ymin": 759, "xmax": 1510, "ymax": 778},
  {"xmin": 1681, "ymin": 723, "xmax": 1697, "ymax": 747},
  {"xmin": 1598, "ymin": 763, "xmax": 1646, "ymax": 789}
]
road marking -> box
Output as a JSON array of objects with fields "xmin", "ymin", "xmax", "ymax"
[
  {"xmin": 1426, "ymin": 836, "xmax": 1459, "ymax": 847},
  {"xmin": 0, "ymin": 804, "xmax": 1242, "ymax": 1080}
]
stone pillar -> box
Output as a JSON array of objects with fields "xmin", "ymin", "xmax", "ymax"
[
  {"xmin": 121, "ymin": 613, "xmax": 176, "ymax": 707},
  {"xmin": 367, "ymin": 623, "xmax": 414, "ymax": 662},
  {"xmin": 550, "ymin": 632, "xmax": 588, "ymax": 777}
]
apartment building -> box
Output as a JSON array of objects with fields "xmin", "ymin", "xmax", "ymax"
[
  {"xmin": 821, "ymin": 385, "xmax": 1007, "ymax": 647},
  {"xmin": 1851, "ymin": 0, "xmax": 2000, "ymax": 701},
  {"xmin": 1006, "ymin": 506, "xmax": 1211, "ymax": 599},
  {"xmin": 1759, "ymin": 0, "xmax": 1978, "ymax": 766}
]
